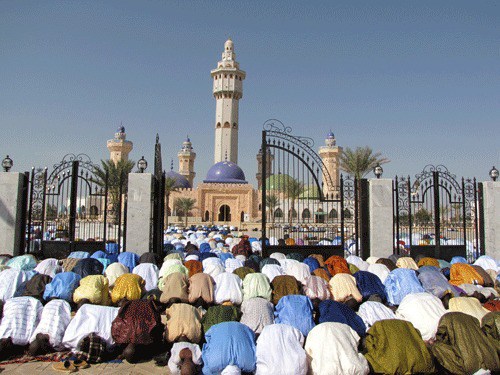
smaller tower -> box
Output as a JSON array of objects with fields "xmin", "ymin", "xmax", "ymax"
[
  {"xmin": 178, "ymin": 136, "xmax": 196, "ymax": 187},
  {"xmin": 107, "ymin": 126, "xmax": 133, "ymax": 165},
  {"xmin": 256, "ymin": 147, "xmax": 274, "ymax": 189},
  {"xmin": 318, "ymin": 131, "xmax": 342, "ymax": 195}
]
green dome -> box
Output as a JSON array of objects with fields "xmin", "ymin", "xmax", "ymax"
[
  {"xmin": 299, "ymin": 185, "xmax": 320, "ymax": 199},
  {"xmin": 265, "ymin": 174, "xmax": 295, "ymax": 191}
]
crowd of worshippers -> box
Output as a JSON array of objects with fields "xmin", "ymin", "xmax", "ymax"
[{"xmin": 0, "ymin": 230, "xmax": 499, "ymax": 374}]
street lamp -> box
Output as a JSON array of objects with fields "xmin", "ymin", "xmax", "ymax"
[
  {"xmin": 137, "ymin": 156, "xmax": 147, "ymax": 173},
  {"xmin": 490, "ymin": 166, "xmax": 499, "ymax": 182},
  {"xmin": 2, "ymin": 155, "xmax": 13, "ymax": 172},
  {"xmin": 373, "ymin": 163, "xmax": 383, "ymax": 179}
]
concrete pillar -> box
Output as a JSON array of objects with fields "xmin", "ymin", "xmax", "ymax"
[
  {"xmin": 482, "ymin": 181, "xmax": 500, "ymax": 260},
  {"xmin": 0, "ymin": 173, "xmax": 27, "ymax": 256},
  {"xmin": 368, "ymin": 179, "xmax": 393, "ymax": 259},
  {"xmin": 126, "ymin": 173, "xmax": 153, "ymax": 256}
]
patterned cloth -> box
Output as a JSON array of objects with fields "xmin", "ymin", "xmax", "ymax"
[
  {"xmin": 450, "ymin": 263, "xmax": 484, "ymax": 286},
  {"xmin": 75, "ymin": 333, "xmax": 107, "ymax": 363},
  {"xmin": 240, "ymin": 297, "xmax": 274, "ymax": 334},
  {"xmin": 0, "ymin": 297, "xmax": 43, "ymax": 345},
  {"xmin": 302, "ymin": 275, "xmax": 332, "ymax": 301},
  {"xmin": 202, "ymin": 305, "xmax": 240, "ymax": 334},
  {"xmin": 73, "ymin": 275, "xmax": 111, "ymax": 305},
  {"xmin": 61, "ymin": 258, "xmax": 80, "ymax": 272},
  {"xmin": 324, "ymin": 255, "xmax": 351, "ymax": 277},
  {"xmin": 110, "ymin": 273, "xmax": 144, "ymax": 304},
  {"xmin": 30, "ymin": 299, "xmax": 72, "ymax": 350}
]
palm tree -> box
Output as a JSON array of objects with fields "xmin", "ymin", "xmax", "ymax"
[
  {"xmin": 339, "ymin": 146, "xmax": 390, "ymax": 179},
  {"xmin": 164, "ymin": 177, "xmax": 181, "ymax": 228},
  {"xmin": 285, "ymin": 179, "xmax": 304, "ymax": 225},
  {"xmin": 93, "ymin": 159, "xmax": 135, "ymax": 220},
  {"xmin": 266, "ymin": 194, "xmax": 280, "ymax": 226},
  {"xmin": 174, "ymin": 197, "xmax": 196, "ymax": 228}
]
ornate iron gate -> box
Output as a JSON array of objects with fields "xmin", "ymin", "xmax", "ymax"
[
  {"xmin": 26, "ymin": 154, "xmax": 127, "ymax": 258},
  {"xmin": 261, "ymin": 120, "xmax": 359, "ymax": 258},
  {"xmin": 393, "ymin": 165, "xmax": 483, "ymax": 262}
]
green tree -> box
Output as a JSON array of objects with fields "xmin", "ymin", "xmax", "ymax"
[
  {"xmin": 414, "ymin": 208, "xmax": 432, "ymax": 226},
  {"xmin": 266, "ymin": 193, "xmax": 280, "ymax": 225},
  {"xmin": 339, "ymin": 146, "xmax": 390, "ymax": 179},
  {"xmin": 93, "ymin": 159, "xmax": 135, "ymax": 220},
  {"xmin": 164, "ymin": 177, "xmax": 181, "ymax": 228},
  {"xmin": 174, "ymin": 197, "xmax": 196, "ymax": 228},
  {"xmin": 284, "ymin": 179, "xmax": 304, "ymax": 225}
]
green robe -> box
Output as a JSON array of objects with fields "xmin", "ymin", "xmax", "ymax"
[
  {"xmin": 431, "ymin": 311, "xmax": 500, "ymax": 375},
  {"xmin": 364, "ymin": 319, "xmax": 436, "ymax": 374}
]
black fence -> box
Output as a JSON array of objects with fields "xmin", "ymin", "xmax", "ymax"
[{"xmin": 24, "ymin": 154, "xmax": 128, "ymax": 258}]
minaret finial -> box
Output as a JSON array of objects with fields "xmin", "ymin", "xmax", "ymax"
[{"xmin": 156, "ymin": 133, "xmax": 159, "ymax": 144}]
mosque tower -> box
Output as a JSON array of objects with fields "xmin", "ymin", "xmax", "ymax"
[
  {"xmin": 318, "ymin": 131, "xmax": 342, "ymax": 195},
  {"xmin": 177, "ymin": 136, "xmax": 196, "ymax": 187},
  {"xmin": 256, "ymin": 146, "xmax": 274, "ymax": 189},
  {"xmin": 211, "ymin": 39, "xmax": 246, "ymax": 164},
  {"xmin": 107, "ymin": 125, "xmax": 133, "ymax": 165}
]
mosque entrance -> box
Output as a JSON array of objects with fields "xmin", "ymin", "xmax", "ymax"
[
  {"xmin": 261, "ymin": 120, "xmax": 361, "ymax": 259},
  {"xmin": 24, "ymin": 154, "xmax": 127, "ymax": 258},
  {"xmin": 393, "ymin": 165, "xmax": 484, "ymax": 262},
  {"xmin": 218, "ymin": 205, "xmax": 231, "ymax": 222}
]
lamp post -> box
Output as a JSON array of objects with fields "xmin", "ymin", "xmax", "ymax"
[
  {"xmin": 490, "ymin": 166, "xmax": 499, "ymax": 182},
  {"xmin": 373, "ymin": 163, "xmax": 383, "ymax": 179},
  {"xmin": 2, "ymin": 155, "xmax": 13, "ymax": 172},
  {"xmin": 137, "ymin": 156, "xmax": 147, "ymax": 173}
]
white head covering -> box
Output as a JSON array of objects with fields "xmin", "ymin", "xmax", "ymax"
[
  {"xmin": 105, "ymin": 262, "xmax": 129, "ymax": 288},
  {"xmin": 185, "ymin": 254, "xmax": 199, "ymax": 262},
  {"xmin": 270, "ymin": 252, "xmax": 286, "ymax": 261},
  {"xmin": 261, "ymin": 264, "xmax": 285, "ymax": 283},
  {"xmin": 34, "ymin": 258, "xmax": 62, "ymax": 278},
  {"xmin": 132, "ymin": 263, "xmax": 159, "ymax": 291}
]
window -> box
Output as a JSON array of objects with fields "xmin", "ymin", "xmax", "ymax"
[
  {"xmin": 302, "ymin": 208, "xmax": 311, "ymax": 219},
  {"xmin": 274, "ymin": 208, "xmax": 283, "ymax": 218},
  {"xmin": 216, "ymin": 122, "xmax": 221, "ymax": 128}
]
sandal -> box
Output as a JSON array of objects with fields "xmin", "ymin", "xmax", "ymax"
[
  {"xmin": 72, "ymin": 359, "xmax": 89, "ymax": 369},
  {"xmin": 52, "ymin": 360, "xmax": 77, "ymax": 373}
]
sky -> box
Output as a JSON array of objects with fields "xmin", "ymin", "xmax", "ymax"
[{"xmin": 1, "ymin": 0, "xmax": 499, "ymax": 185}]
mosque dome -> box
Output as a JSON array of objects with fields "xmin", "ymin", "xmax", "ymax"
[
  {"xmin": 166, "ymin": 170, "xmax": 191, "ymax": 188},
  {"xmin": 299, "ymin": 185, "xmax": 320, "ymax": 199},
  {"xmin": 265, "ymin": 174, "xmax": 295, "ymax": 191},
  {"xmin": 204, "ymin": 161, "xmax": 247, "ymax": 184}
]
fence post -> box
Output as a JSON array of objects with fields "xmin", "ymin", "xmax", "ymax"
[
  {"xmin": 359, "ymin": 179, "xmax": 370, "ymax": 259},
  {"xmin": 482, "ymin": 181, "xmax": 500, "ymax": 260},
  {"xmin": 369, "ymin": 178, "xmax": 393, "ymax": 259}
]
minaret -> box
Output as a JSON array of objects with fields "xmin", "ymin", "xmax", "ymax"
[
  {"xmin": 177, "ymin": 136, "xmax": 196, "ymax": 186},
  {"xmin": 318, "ymin": 131, "xmax": 342, "ymax": 195},
  {"xmin": 107, "ymin": 126, "xmax": 133, "ymax": 165},
  {"xmin": 256, "ymin": 146, "xmax": 274, "ymax": 189},
  {"xmin": 211, "ymin": 39, "xmax": 246, "ymax": 164}
]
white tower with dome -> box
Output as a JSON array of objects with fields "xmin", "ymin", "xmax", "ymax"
[{"xmin": 211, "ymin": 39, "xmax": 246, "ymax": 165}]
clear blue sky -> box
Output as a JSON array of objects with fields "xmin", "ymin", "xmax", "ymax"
[{"xmin": 1, "ymin": 0, "xmax": 498, "ymax": 185}]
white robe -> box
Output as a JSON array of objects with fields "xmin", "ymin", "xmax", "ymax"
[
  {"xmin": 213, "ymin": 272, "xmax": 243, "ymax": 305},
  {"xmin": 357, "ymin": 301, "xmax": 396, "ymax": 330},
  {"xmin": 0, "ymin": 297, "xmax": 43, "ymax": 345},
  {"xmin": 132, "ymin": 263, "xmax": 159, "ymax": 291},
  {"xmin": 396, "ymin": 292, "xmax": 446, "ymax": 341},
  {"xmin": 167, "ymin": 342, "xmax": 203, "ymax": 375},
  {"xmin": 305, "ymin": 322, "xmax": 369, "ymax": 375},
  {"xmin": 30, "ymin": 299, "xmax": 71, "ymax": 349},
  {"xmin": 261, "ymin": 264, "xmax": 285, "ymax": 283},
  {"xmin": 256, "ymin": 324, "xmax": 308, "ymax": 375},
  {"xmin": 62, "ymin": 304, "xmax": 119, "ymax": 350}
]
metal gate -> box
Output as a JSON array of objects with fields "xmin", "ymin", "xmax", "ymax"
[
  {"xmin": 151, "ymin": 134, "xmax": 165, "ymax": 255},
  {"xmin": 261, "ymin": 120, "xmax": 359, "ymax": 258},
  {"xmin": 26, "ymin": 154, "xmax": 127, "ymax": 258},
  {"xmin": 393, "ymin": 165, "xmax": 483, "ymax": 262}
]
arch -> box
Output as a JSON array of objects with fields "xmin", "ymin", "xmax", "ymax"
[
  {"xmin": 216, "ymin": 122, "xmax": 221, "ymax": 128},
  {"xmin": 218, "ymin": 205, "xmax": 231, "ymax": 221},
  {"xmin": 315, "ymin": 208, "xmax": 325, "ymax": 224},
  {"xmin": 343, "ymin": 208, "xmax": 352, "ymax": 219},
  {"xmin": 232, "ymin": 122, "xmax": 237, "ymax": 129},
  {"xmin": 288, "ymin": 208, "xmax": 297, "ymax": 220},
  {"xmin": 328, "ymin": 208, "xmax": 338, "ymax": 219},
  {"xmin": 240, "ymin": 211, "xmax": 245, "ymax": 222},
  {"xmin": 302, "ymin": 208, "xmax": 311, "ymax": 220},
  {"xmin": 274, "ymin": 208, "xmax": 283, "ymax": 218},
  {"xmin": 204, "ymin": 210, "xmax": 210, "ymax": 222},
  {"xmin": 223, "ymin": 122, "xmax": 230, "ymax": 128}
]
